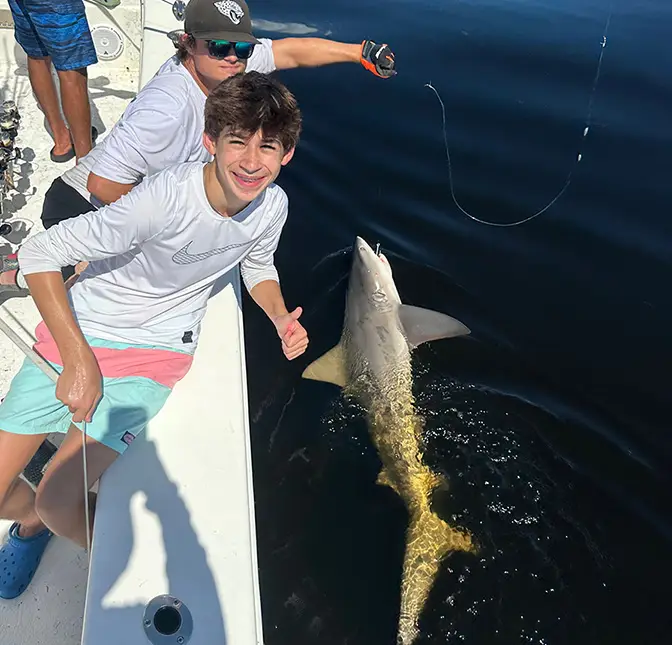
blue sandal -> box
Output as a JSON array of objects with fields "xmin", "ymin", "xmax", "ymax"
[{"xmin": 0, "ymin": 522, "xmax": 53, "ymax": 599}]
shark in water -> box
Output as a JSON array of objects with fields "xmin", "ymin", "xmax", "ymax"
[{"xmin": 302, "ymin": 237, "xmax": 477, "ymax": 645}]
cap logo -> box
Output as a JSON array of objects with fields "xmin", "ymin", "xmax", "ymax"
[{"xmin": 213, "ymin": 0, "xmax": 244, "ymax": 25}]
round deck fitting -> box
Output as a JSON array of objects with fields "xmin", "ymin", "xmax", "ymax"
[{"xmin": 143, "ymin": 595, "xmax": 193, "ymax": 644}]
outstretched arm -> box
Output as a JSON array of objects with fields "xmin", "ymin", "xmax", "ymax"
[{"xmin": 271, "ymin": 38, "xmax": 396, "ymax": 78}]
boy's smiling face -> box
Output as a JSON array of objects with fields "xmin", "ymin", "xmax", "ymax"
[{"xmin": 204, "ymin": 128, "xmax": 295, "ymax": 206}]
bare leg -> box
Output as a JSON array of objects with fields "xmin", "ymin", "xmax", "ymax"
[
  {"xmin": 25, "ymin": 56, "xmax": 71, "ymax": 156},
  {"xmin": 0, "ymin": 430, "xmax": 50, "ymax": 537},
  {"xmin": 35, "ymin": 424, "xmax": 118, "ymax": 549},
  {"xmin": 56, "ymin": 68, "xmax": 92, "ymax": 161}
]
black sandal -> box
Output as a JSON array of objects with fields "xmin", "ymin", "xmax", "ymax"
[{"xmin": 50, "ymin": 125, "xmax": 99, "ymax": 163}]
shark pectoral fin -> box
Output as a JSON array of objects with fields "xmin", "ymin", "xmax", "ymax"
[
  {"xmin": 398, "ymin": 305, "xmax": 471, "ymax": 348},
  {"xmin": 376, "ymin": 468, "xmax": 393, "ymax": 488},
  {"xmin": 376, "ymin": 468, "xmax": 401, "ymax": 495},
  {"xmin": 301, "ymin": 343, "xmax": 347, "ymax": 388}
]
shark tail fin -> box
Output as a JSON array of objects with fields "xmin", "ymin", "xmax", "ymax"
[{"xmin": 396, "ymin": 508, "xmax": 476, "ymax": 645}]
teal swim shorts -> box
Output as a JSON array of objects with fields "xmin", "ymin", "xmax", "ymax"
[{"xmin": 0, "ymin": 322, "xmax": 193, "ymax": 454}]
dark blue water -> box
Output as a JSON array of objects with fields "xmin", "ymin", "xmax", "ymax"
[{"xmin": 243, "ymin": 1, "xmax": 672, "ymax": 643}]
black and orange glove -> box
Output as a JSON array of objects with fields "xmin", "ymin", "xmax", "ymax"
[{"xmin": 360, "ymin": 40, "xmax": 396, "ymax": 78}]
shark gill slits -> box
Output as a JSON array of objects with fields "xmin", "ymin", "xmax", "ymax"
[{"xmin": 372, "ymin": 287, "xmax": 387, "ymax": 302}]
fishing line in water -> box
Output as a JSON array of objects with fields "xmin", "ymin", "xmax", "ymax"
[{"xmin": 425, "ymin": 8, "xmax": 613, "ymax": 227}]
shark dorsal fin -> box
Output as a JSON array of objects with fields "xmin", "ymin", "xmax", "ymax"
[
  {"xmin": 301, "ymin": 342, "xmax": 347, "ymax": 388},
  {"xmin": 398, "ymin": 305, "xmax": 470, "ymax": 348}
]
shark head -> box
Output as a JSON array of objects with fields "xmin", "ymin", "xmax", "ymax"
[
  {"xmin": 343, "ymin": 236, "xmax": 411, "ymax": 382},
  {"xmin": 349, "ymin": 236, "xmax": 401, "ymax": 313},
  {"xmin": 345, "ymin": 237, "xmax": 401, "ymax": 332}
]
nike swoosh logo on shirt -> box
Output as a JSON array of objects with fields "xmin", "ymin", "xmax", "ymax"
[{"xmin": 172, "ymin": 240, "xmax": 251, "ymax": 265}]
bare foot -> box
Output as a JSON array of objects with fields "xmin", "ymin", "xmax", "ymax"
[
  {"xmin": 16, "ymin": 516, "xmax": 48, "ymax": 538},
  {"xmin": 0, "ymin": 268, "xmax": 18, "ymax": 286},
  {"xmin": 52, "ymin": 127, "xmax": 72, "ymax": 156}
]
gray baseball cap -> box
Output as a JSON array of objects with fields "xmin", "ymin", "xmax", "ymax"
[{"xmin": 184, "ymin": 0, "xmax": 259, "ymax": 44}]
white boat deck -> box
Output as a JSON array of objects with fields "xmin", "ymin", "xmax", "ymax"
[{"xmin": 0, "ymin": 2, "xmax": 265, "ymax": 644}]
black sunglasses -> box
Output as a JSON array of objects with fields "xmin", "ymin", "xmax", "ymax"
[{"xmin": 207, "ymin": 40, "xmax": 255, "ymax": 60}]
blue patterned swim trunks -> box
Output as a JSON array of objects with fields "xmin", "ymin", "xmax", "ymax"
[{"xmin": 8, "ymin": 0, "xmax": 97, "ymax": 71}]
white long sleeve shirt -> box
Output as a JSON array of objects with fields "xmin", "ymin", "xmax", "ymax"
[
  {"xmin": 60, "ymin": 40, "xmax": 277, "ymax": 202},
  {"xmin": 19, "ymin": 162, "xmax": 288, "ymax": 353}
]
